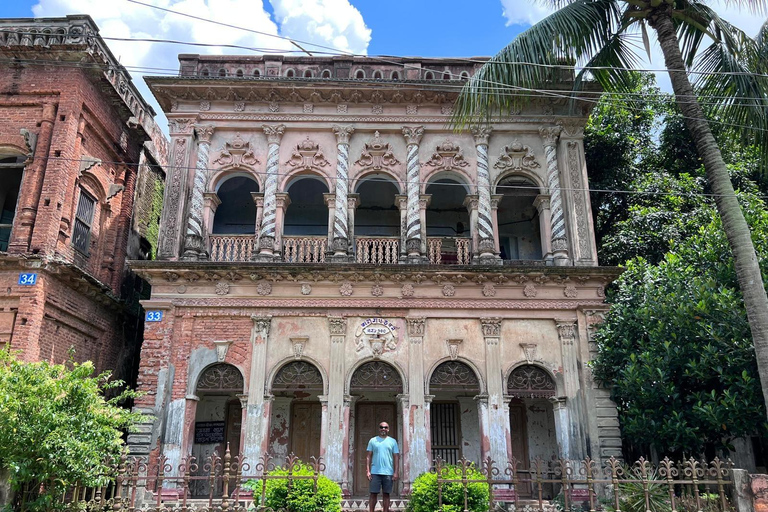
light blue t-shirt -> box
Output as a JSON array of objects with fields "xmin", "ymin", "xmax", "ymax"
[{"xmin": 367, "ymin": 436, "xmax": 399, "ymax": 475}]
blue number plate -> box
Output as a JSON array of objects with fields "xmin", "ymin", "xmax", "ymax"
[
  {"xmin": 18, "ymin": 273, "xmax": 37, "ymax": 285},
  {"xmin": 145, "ymin": 310, "xmax": 164, "ymax": 322}
]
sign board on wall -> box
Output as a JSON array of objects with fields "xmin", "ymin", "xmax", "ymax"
[{"xmin": 194, "ymin": 421, "xmax": 226, "ymax": 444}]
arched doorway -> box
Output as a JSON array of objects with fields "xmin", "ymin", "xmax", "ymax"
[
  {"xmin": 283, "ymin": 177, "xmax": 330, "ymax": 262},
  {"xmin": 425, "ymin": 178, "xmax": 471, "ymax": 264},
  {"xmin": 0, "ymin": 154, "xmax": 25, "ymax": 251},
  {"xmin": 495, "ymin": 175, "xmax": 542, "ymax": 260},
  {"xmin": 507, "ymin": 365, "xmax": 558, "ymax": 496},
  {"xmin": 269, "ymin": 361, "xmax": 325, "ymax": 466},
  {"xmin": 191, "ymin": 363, "xmax": 245, "ymax": 496},
  {"xmin": 350, "ymin": 361, "xmax": 404, "ymax": 496},
  {"xmin": 213, "ymin": 176, "xmax": 259, "ymax": 234},
  {"xmin": 428, "ymin": 360, "xmax": 482, "ymax": 465}
]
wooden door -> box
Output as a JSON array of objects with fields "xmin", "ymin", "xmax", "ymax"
[
  {"xmin": 354, "ymin": 403, "xmax": 397, "ymax": 497},
  {"xmin": 290, "ymin": 402, "xmax": 322, "ymax": 462},
  {"xmin": 225, "ymin": 400, "xmax": 242, "ymax": 459},
  {"xmin": 509, "ymin": 402, "xmax": 531, "ymax": 496}
]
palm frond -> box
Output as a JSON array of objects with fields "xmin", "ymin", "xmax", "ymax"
[
  {"xmin": 453, "ymin": 0, "xmax": 628, "ymax": 127},
  {"xmin": 675, "ymin": 2, "xmax": 751, "ymax": 67}
]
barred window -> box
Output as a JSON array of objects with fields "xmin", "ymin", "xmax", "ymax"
[{"xmin": 72, "ymin": 189, "xmax": 96, "ymax": 253}]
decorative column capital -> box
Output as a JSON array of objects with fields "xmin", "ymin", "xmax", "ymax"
[
  {"xmin": 539, "ymin": 126, "xmax": 562, "ymax": 147},
  {"xmin": 490, "ymin": 194, "xmax": 503, "ymax": 209},
  {"xmin": 555, "ymin": 319, "xmax": 577, "ymax": 345},
  {"xmin": 252, "ymin": 192, "xmax": 264, "ymax": 207},
  {"xmin": 332, "ymin": 124, "xmax": 355, "ymax": 145},
  {"xmin": 418, "ymin": 194, "xmax": 431, "ymax": 209},
  {"xmin": 251, "ymin": 315, "xmax": 272, "ymax": 340},
  {"xmin": 194, "ymin": 124, "xmax": 215, "ymax": 144},
  {"xmin": 323, "ymin": 192, "xmax": 337, "ymax": 207},
  {"xmin": 480, "ymin": 317, "xmax": 502, "ymax": 337},
  {"xmin": 275, "ymin": 192, "xmax": 291, "ymax": 211},
  {"xmin": 556, "ymin": 119, "xmax": 586, "ymax": 138},
  {"xmin": 463, "ymin": 194, "xmax": 479, "ymax": 212},
  {"xmin": 471, "ymin": 125, "xmax": 492, "ymax": 146},
  {"xmin": 328, "ymin": 316, "xmax": 347, "ymax": 336},
  {"xmin": 396, "ymin": 393, "xmax": 410, "ymax": 408},
  {"xmin": 263, "ymin": 124, "xmax": 286, "ymax": 144},
  {"xmin": 533, "ymin": 194, "xmax": 551, "ymax": 212},
  {"xmin": 237, "ymin": 393, "xmax": 249, "ymax": 408},
  {"xmin": 347, "ymin": 193, "xmax": 360, "ymax": 209},
  {"xmin": 549, "ymin": 396, "xmax": 567, "ymax": 410},
  {"xmin": 402, "ymin": 125, "xmax": 424, "ymax": 145},
  {"xmin": 168, "ymin": 118, "xmax": 195, "ymax": 135},
  {"xmin": 394, "ymin": 194, "xmax": 408, "ymax": 210},
  {"xmin": 407, "ymin": 317, "xmax": 426, "ymax": 337},
  {"xmin": 204, "ymin": 192, "xmax": 222, "ymax": 212}
]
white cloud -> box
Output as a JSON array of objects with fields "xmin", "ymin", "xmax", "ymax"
[
  {"xmin": 31, "ymin": 0, "xmax": 372, "ymax": 132},
  {"xmin": 269, "ymin": 0, "xmax": 371, "ymax": 55},
  {"xmin": 499, "ymin": 0, "xmax": 554, "ymax": 26}
]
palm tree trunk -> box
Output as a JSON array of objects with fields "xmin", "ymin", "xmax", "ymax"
[{"xmin": 649, "ymin": 11, "xmax": 768, "ymax": 415}]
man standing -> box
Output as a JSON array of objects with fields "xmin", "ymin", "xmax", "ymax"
[{"xmin": 366, "ymin": 421, "xmax": 399, "ymax": 512}]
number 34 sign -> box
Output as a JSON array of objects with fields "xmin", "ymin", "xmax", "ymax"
[{"xmin": 18, "ymin": 273, "xmax": 37, "ymax": 285}]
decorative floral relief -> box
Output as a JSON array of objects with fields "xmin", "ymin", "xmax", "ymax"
[
  {"xmin": 442, "ymin": 284, "xmax": 456, "ymax": 297},
  {"xmin": 355, "ymin": 131, "xmax": 400, "ymax": 170},
  {"xmin": 200, "ymin": 101, "xmax": 211, "ymax": 111},
  {"xmin": 234, "ymin": 101, "xmax": 245, "ymax": 112},
  {"xmin": 523, "ymin": 283, "xmax": 537, "ymax": 298},
  {"xmin": 257, "ymin": 282, "xmax": 272, "ymax": 296},
  {"xmin": 425, "ymin": 140, "xmax": 469, "ymax": 169},
  {"xmin": 371, "ymin": 105, "xmax": 383, "ymax": 114},
  {"xmin": 596, "ymin": 286, "xmax": 605, "ymax": 298},
  {"xmin": 301, "ymin": 284, "xmax": 312, "ymax": 295},
  {"xmin": 482, "ymin": 283, "xmax": 497, "ymax": 297},
  {"xmin": 269, "ymin": 102, "xmax": 279, "ymax": 112},
  {"xmin": 493, "ymin": 141, "xmax": 540, "ymax": 171},
  {"xmin": 371, "ymin": 284, "xmax": 384, "ymax": 297},
  {"xmin": 564, "ymin": 285, "xmax": 578, "ymax": 298},
  {"xmin": 215, "ymin": 281, "xmax": 230, "ymax": 295},
  {"xmin": 212, "ymin": 133, "xmax": 260, "ymax": 169},
  {"xmin": 401, "ymin": 283, "xmax": 415, "ymax": 297},
  {"xmin": 286, "ymin": 137, "xmax": 331, "ymax": 171},
  {"xmin": 339, "ymin": 282, "xmax": 353, "ymax": 296}
]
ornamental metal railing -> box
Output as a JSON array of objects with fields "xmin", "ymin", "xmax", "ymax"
[
  {"xmin": 209, "ymin": 234, "xmax": 256, "ymax": 262},
  {"xmin": 427, "ymin": 236, "xmax": 471, "ymax": 265},
  {"xmin": 355, "ymin": 236, "xmax": 400, "ymax": 265},
  {"xmin": 50, "ymin": 449, "xmax": 735, "ymax": 512},
  {"xmin": 282, "ymin": 236, "xmax": 327, "ymax": 263}
]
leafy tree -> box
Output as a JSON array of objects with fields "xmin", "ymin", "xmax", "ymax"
[
  {"xmin": 0, "ymin": 351, "xmax": 140, "ymax": 511},
  {"xmin": 453, "ymin": 0, "xmax": 768, "ymax": 413},
  {"xmin": 591, "ymin": 191, "xmax": 768, "ymax": 455}
]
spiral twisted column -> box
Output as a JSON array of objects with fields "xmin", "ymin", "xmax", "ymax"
[
  {"xmin": 540, "ymin": 126, "xmax": 569, "ymax": 264},
  {"xmin": 257, "ymin": 124, "xmax": 285, "ymax": 260},
  {"xmin": 472, "ymin": 126, "xmax": 501, "ymax": 264},
  {"xmin": 331, "ymin": 125, "xmax": 354, "ymax": 260},
  {"xmin": 182, "ymin": 124, "xmax": 214, "ymax": 260},
  {"xmin": 402, "ymin": 126, "xmax": 424, "ymax": 263}
]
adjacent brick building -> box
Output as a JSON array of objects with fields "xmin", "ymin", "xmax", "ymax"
[{"xmin": 0, "ymin": 15, "xmax": 167, "ymax": 382}]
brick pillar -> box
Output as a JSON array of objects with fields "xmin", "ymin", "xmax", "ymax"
[{"xmin": 9, "ymin": 102, "xmax": 57, "ymax": 254}]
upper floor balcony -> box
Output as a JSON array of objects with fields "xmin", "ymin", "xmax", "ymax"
[{"xmin": 202, "ymin": 171, "xmax": 551, "ymax": 267}]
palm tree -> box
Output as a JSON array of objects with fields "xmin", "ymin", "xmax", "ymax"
[{"xmin": 453, "ymin": 4, "xmax": 768, "ymax": 410}]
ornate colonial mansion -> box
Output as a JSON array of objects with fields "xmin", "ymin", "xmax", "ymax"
[{"xmin": 127, "ymin": 54, "xmax": 622, "ymax": 498}]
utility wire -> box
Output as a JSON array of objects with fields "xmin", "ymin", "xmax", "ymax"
[{"xmin": 28, "ymin": 154, "xmax": 768, "ymax": 200}]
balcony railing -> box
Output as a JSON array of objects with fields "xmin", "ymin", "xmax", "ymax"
[
  {"xmin": 355, "ymin": 237, "xmax": 400, "ymax": 265},
  {"xmin": 282, "ymin": 236, "xmax": 327, "ymax": 263},
  {"xmin": 428, "ymin": 237, "xmax": 471, "ymax": 265},
  {"xmin": 210, "ymin": 234, "xmax": 256, "ymax": 262}
]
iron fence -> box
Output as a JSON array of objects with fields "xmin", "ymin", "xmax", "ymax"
[{"xmin": 45, "ymin": 448, "xmax": 734, "ymax": 512}]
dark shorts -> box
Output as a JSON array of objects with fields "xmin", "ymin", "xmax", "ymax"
[{"xmin": 370, "ymin": 473, "xmax": 393, "ymax": 494}]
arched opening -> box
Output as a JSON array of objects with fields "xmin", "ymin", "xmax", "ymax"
[
  {"xmin": 425, "ymin": 178, "xmax": 470, "ymax": 264},
  {"xmin": 285, "ymin": 68, "xmax": 295, "ymax": 78},
  {"xmin": 424, "ymin": 71, "xmax": 434, "ymax": 80},
  {"xmin": 235, "ymin": 69, "xmax": 244, "ymax": 78},
  {"xmin": 283, "ymin": 177, "xmax": 329, "ymax": 262},
  {"xmin": 355, "ymin": 69, "xmax": 365, "ymax": 79},
  {"xmin": 442, "ymin": 71, "xmax": 451, "ymax": 80},
  {"xmin": 429, "ymin": 361, "xmax": 482, "ymax": 465},
  {"xmin": 496, "ymin": 175, "xmax": 542, "ymax": 260},
  {"xmin": 200, "ymin": 68, "xmax": 210, "ymax": 77},
  {"xmin": 354, "ymin": 177, "xmax": 400, "ymax": 264},
  {"xmin": 373, "ymin": 70, "xmax": 383, "ymax": 79},
  {"xmin": 321, "ymin": 69, "xmax": 332, "ymax": 78},
  {"xmin": 0, "ymin": 154, "xmax": 25, "ymax": 251},
  {"xmin": 253, "ymin": 69, "xmax": 261, "ymax": 77},
  {"xmin": 191, "ymin": 363, "xmax": 245, "ymax": 496},
  {"xmin": 268, "ymin": 361, "xmax": 325, "ymax": 466},
  {"xmin": 391, "ymin": 71, "xmax": 400, "ymax": 80},
  {"xmin": 460, "ymin": 71, "xmax": 469, "ymax": 80},
  {"xmin": 218, "ymin": 68, "xmax": 227, "ymax": 77},
  {"xmin": 213, "ymin": 176, "xmax": 259, "ymax": 234},
  {"xmin": 350, "ymin": 361, "xmax": 403, "ymax": 496},
  {"xmin": 303, "ymin": 69, "xmax": 313, "ymax": 78},
  {"xmin": 507, "ymin": 364, "xmax": 558, "ymax": 496}
]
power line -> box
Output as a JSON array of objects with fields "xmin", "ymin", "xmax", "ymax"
[{"xmin": 29, "ymin": 154, "xmax": 768, "ymax": 200}]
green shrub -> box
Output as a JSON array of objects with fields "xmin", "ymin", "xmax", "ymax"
[
  {"xmin": 407, "ymin": 465, "xmax": 489, "ymax": 512},
  {"xmin": 244, "ymin": 463, "xmax": 342, "ymax": 512}
]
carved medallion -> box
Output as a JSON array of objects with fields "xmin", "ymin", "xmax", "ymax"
[
  {"xmin": 215, "ymin": 281, "xmax": 230, "ymax": 295},
  {"xmin": 523, "ymin": 283, "xmax": 537, "ymax": 298},
  {"xmin": 425, "ymin": 140, "xmax": 469, "ymax": 170},
  {"xmin": 355, "ymin": 131, "xmax": 401, "ymax": 171},
  {"xmin": 482, "ymin": 283, "xmax": 497, "ymax": 297},
  {"xmin": 339, "ymin": 282, "xmax": 353, "ymax": 296},
  {"xmin": 442, "ymin": 284, "xmax": 456, "ymax": 297},
  {"xmin": 371, "ymin": 284, "xmax": 384, "ymax": 297},
  {"xmin": 401, "ymin": 283, "xmax": 415, "ymax": 297},
  {"xmin": 286, "ymin": 137, "xmax": 331, "ymax": 171},
  {"xmin": 212, "ymin": 133, "xmax": 260, "ymax": 169},
  {"xmin": 301, "ymin": 283, "xmax": 312, "ymax": 295},
  {"xmin": 257, "ymin": 282, "xmax": 272, "ymax": 296},
  {"xmin": 494, "ymin": 141, "xmax": 540, "ymax": 171},
  {"xmin": 564, "ymin": 285, "xmax": 578, "ymax": 298}
]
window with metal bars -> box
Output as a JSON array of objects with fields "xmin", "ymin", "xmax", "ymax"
[
  {"xmin": 72, "ymin": 189, "xmax": 96, "ymax": 253},
  {"xmin": 430, "ymin": 402, "xmax": 461, "ymax": 464}
]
